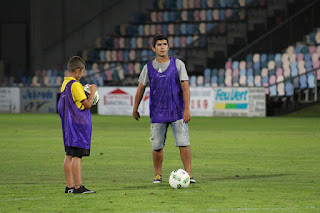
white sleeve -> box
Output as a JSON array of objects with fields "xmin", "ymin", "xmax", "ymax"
[
  {"xmin": 138, "ymin": 64, "xmax": 149, "ymax": 86},
  {"xmin": 176, "ymin": 59, "xmax": 189, "ymax": 81}
]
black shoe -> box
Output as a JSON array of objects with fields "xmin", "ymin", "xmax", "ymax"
[
  {"xmin": 65, "ymin": 187, "xmax": 74, "ymax": 193},
  {"xmin": 73, "ymin": 185, "xmax": 96, "ymax": 194}
]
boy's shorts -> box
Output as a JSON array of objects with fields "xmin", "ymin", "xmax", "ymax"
[
  {"xmin": 66, "ymin": 146, "xmax": 90, "ymax": 158},
  {"xmin": 150, "ymin": 119, "xmax": 190, "ymax": 150}
]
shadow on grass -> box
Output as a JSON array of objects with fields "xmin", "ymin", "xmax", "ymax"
[{"xmin": 124, "ymin": 184, "xmax": 170, "ymax": 190}]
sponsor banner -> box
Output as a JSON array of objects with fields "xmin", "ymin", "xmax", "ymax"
[
  {"xmin": 98, "ymin": 87, "xmax": 265, "ymax": 117},
  {"xmin": 0, "ymin": 87, "xmax": 20, "ymax": 113},
  {"xmin": 98, "ymin": 87, "xmax": 150, "ymax": 116},
  {"xmin": 190, "ymin": 87, "xmax": 214, "ymax": 116},
  {"xmin": 20, "ymin": 87, "xmax": 57, "ymax": 113},
  {"xmin": 247, "ymin": 87, "xmax": 266, "ymax": 117},
  {"xmin": 213, "ymin": 87, "xmax": 265, "ymax": 117}
]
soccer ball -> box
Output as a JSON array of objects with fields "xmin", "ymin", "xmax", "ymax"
[
  {"xmin": 83, "ymin": 84, "xmax": 99, "ymax": 105},
  {"xmin": 169, "ymin": 169, "xmax": 190, "ymax": 189}
]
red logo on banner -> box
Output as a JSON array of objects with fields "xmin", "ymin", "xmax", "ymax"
[
  {"xmin": 203, "ymin": 99, "xmax": 208, "ymax": 109},
  {"xmin": 104, "ymin": 88, "xmax": 133, "ymax": 106}
]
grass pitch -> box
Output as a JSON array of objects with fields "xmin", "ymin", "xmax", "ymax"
[{"xmin": 0, "ymin": 112, "xmax": 319, "ymax": 212}]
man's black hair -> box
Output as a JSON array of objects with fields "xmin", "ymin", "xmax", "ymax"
[{"xmin": 152, "ymin": 34, "xmax": 168, "ymax": 47}]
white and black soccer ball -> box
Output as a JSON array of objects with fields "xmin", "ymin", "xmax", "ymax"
[
  {"xmin": 169, "ymin": 169, "xmax": 190, "ymax": 189},
  {"xmin": 83, "ymin": 84, "xmax": 99, "ymax": 105}
]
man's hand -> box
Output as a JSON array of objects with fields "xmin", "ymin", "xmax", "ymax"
[
  {"xmin": 183, "ymin": 109, "xmax": 191, "ymax": 123},
  {"xmin": 89, "ymin": 84, "xmax": 97, "ymax": 93},
  {"xmin": 132, "ymin": 111, "xmax": 140, "ymax": 121}
]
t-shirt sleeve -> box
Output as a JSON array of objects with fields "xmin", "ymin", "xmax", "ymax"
[
  {"xmin": 138, "ymin": 64, "xmax": 149, "ymax": 86},
  {"xmin": 176, "ymin": 59, "xmax": 189, "ymax": 81},
  {"xmin": 71, "ymin": 82, "xmax": 87, "ymax": 102}
]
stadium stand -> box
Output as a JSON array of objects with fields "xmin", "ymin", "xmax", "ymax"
[{"xmin": 7, "ymin": 0, "xmax": 319, "ymax": 113}]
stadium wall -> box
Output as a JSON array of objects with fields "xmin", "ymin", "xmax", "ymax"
[{"xmin": 29, "ymin": 0, "xmax": 153, "ymax": 72}]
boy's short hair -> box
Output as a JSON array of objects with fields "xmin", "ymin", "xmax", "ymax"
[
  {"xmin": 152, "ymin": 34, "xmax": 168, "ymax": 47},
  {"xmin": 67, "ymin": 56, "xmax": 86, "ymax": 72}
]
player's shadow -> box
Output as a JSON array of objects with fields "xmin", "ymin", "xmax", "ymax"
[
  {"xmin": 210, "ymin": 173, "xmax": 290, "ymax": 181},
  {"xmin": 124, "ymin": 184, "xmax": 170, "ymax": 190}
]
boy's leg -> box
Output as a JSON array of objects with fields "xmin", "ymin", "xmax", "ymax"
[
  {"xmin": 72, "ymin": 157, "xmax": 82, "ymax": 189},
  {"xmin": 153, "ymin": 149, "xmax": 163, "ymax": 175},
  {"xmin": 179, "ymin": 146, "xmax": 192, "ymax": 175},
  {"xmin": 64, "ymin": 155, "xmax": 73, "ymax": 188}
]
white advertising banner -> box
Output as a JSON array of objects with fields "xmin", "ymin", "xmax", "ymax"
[
  {"xmin": 0, "ymin": 87, "xmax": 20, "ymax": 113},
  {"xmin": 190, "ymin": 87, "xmax": 214, "ymax": 116},
  {"xmin": 98, "ymin": 87, "xmax": 150, "ymax": 116},
  {"xmin": 213, "ymin": 87, "xmax": 265, "ymax": 117},
  {"xmin": 98, "ymin": 87, "xmax": 265, "ymax": 117},
  {"xmin": 20, "ymin": 87, "xmax": 57, "ymax": 113}
]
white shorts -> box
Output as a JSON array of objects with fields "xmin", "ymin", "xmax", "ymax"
[{"xmin": 150, "ymin": 119, "xmax": 190, "ymax": 150}]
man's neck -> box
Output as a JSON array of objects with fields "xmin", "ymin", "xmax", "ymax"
[
  {"xmin": 68, "ymin": 74, "xmax": 78, "ymax": 80},
  {"xmin": 156, "ymin": 55, "xmax": 170, "ymax": 63}
]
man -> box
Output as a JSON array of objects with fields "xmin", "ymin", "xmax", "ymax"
[{"xmin": 132, "ymin": 34, "xmax": 196, "ymax": 184}]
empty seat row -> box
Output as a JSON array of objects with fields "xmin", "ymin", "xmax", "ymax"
[
  {"xmin": 153, "ymin": 0, "xmax": 256, "ymax": 10},
  {"xmin": 114, "ymin": 22, "xmax": 226, "ymax": 37},
  {"xmin": 148, "ymin": 8, "xmax": 245, "ymax": 23}
]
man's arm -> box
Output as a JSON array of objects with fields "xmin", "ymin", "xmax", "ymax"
[
  {"xmin": 181, "ymin": 81, "xmax": 191, "ymax": 123},
  {"xmin": 132, "ymin": 83, "xmax": 146, "ymax": 121}
]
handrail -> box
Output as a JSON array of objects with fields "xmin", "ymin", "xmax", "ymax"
[{"xmin": 229, "ymin": 0, "xmax": 320, "ymax": 60}]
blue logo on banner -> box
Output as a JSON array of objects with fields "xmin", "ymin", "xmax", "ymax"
[{"xmin": 215, "ymin": 89, "xmax": 248, "ymax": 101}]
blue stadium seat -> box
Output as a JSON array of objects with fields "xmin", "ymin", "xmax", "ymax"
[
  {"xmin": 299, "ymin": 74, "xmax": 307, "ymax": 89},
  {"xmin": 285, "ymin": 81, "xmax": 293, "ymax": 96},
  {"xmin": 269, "ymin": 85, "xmax": 277, "ymax": 96},
  {"xmin": 307, "ymin": 72, "xmax": 315, "ymax": 88}
]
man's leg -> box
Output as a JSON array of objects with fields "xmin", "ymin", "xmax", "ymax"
[
  {"xmin": 151, "ymin": 122, "xmax": 168, "ymax": 179},
  {"xmin": 179, "ymin": 146, "xmax": 191, "ymax": 175},
  {"xmin": 72, "ymin": 157, "xmax": 82, "ymax": 189},
  {"xmin": 64, "ymin": 155, "xmax": 73, "ymax": 188},
  {"xmin": 153, "ymin": 149, "xmax": 163, "ymax": 175}
]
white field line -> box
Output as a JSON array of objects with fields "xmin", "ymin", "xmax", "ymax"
[
  {"xmin": 0, "ymin": 197, "xmax": 46, "ymax": 202},
  {"xmin": 207, "ymin": 206, "xmax": 320, "ymax": 212}
]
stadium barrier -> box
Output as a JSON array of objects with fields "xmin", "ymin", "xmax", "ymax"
[
  {"xmin": 0, "ymin": 86, "xmax": 265, "ymax": 117},
  {"xmin": 97, "ymin": 87, "xmax": 266, "ymax": 117},
  {"xmin": 0, "ymin": 87, "xmax": 58, "ymax": 113}
]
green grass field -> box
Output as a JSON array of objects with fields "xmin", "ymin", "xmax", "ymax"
[{"xmin": 0, "ymin": 111, "xmax": 319, "ymax": 212}]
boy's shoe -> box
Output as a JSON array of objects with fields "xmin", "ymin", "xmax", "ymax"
[
  {"xmin": 65, "ymin": 187, "xmax": 74, "ymax": 193},
  {"xmin": 153, "ymin": 175, "xmax": 162, "ymax": 183},
  {"xmin": 73, "ymin": 185, "xmax": 96, "ymax": 194},
  {"xmin": 190, "ymin": 176, "xmax": 196, "ymax": 183}
]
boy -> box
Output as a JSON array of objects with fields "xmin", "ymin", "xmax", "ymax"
[
  {"xmin": 58, "ymin": 56, "xmax": 97, "ymax": 193},
  {"xmin": 132, "ymin": 34, "xmax": 196, "ymax": 184}
]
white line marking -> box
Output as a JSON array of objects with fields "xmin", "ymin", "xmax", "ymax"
[
  {"xmin": 0, "ymin": 197, "xmax": 46, "ymax": 202},
  {"xmin": 207, "ymin": 207, "xmax": 319, "ymax": 212}
]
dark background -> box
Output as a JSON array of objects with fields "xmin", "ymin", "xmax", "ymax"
[{"xmin": 0, "ymin": 0, "xmax": 152, "ymax": 77}]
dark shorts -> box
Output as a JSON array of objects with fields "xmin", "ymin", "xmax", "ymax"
[{"xmin": 66, "ymin": 146, "xmax": 90, "ymax": 158}]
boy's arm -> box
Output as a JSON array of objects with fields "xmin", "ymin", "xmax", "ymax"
[
  {"xmin": 82, "ymin": 84, "xmax": 97, "ymax": 109},
  {"xmin": 132, "ymin": 83, "xmax": 146, "ymax": 121},
  {"xmin": 181, "ymin": 80, "xmax": 191, "ymax": 123}
]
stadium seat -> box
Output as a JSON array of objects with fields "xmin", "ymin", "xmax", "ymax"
[
  {"xmin": 307, "ymin": 72, "xmax": 315, "ymax": 88},
  {"xmin": 197, "ymin": 75, "xmax": 204, "ymax": 86},
  {"xmin": 285, "ymin": 81, "xmax": 293, "ymax": 96},
  {"xmin": 269, "ymin": 85, "xmax": 277, "ymax": 96},
  {"xmin": 190, "ymin": 75, "xmax": 197, "ymax": 87},
  {"xmin": 277, "ymin": 82, "xmax": 285, "ymax": 96},
  {"xmin": 299, "ymin": 74, "xmax": 307, "ymax": 89},
  {"xmin": 239, "ymin": 75, "xmax": 246, "ymax": 86}
]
